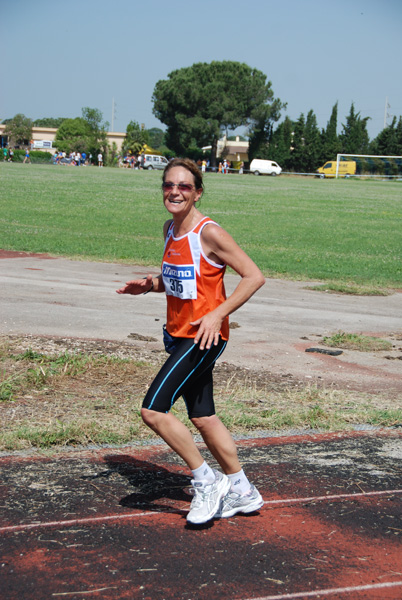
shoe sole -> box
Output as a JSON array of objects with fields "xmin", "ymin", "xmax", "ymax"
[
  {"xmin": 219, "ymin": 496, "xmax": 264, "ymax": 519},
  {"xmin": 186, "ymin": 476, "xmax": 231, "ymax": 525}
]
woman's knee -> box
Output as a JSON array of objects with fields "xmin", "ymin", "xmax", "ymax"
[
  {"xmin": 141, "ymin": 407, "xmax": 164, "ymax": 428},
  {"xmin": 191, "ymin": 414, "xmax": 219, "ymax": 433}
]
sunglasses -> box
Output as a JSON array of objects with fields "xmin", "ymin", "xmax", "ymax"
[{"xmin": 162, "ymin": 182, "xmax": 195, "ymax": 192}]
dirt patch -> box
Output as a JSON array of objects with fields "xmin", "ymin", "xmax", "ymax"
[
  {"xmin": 4, "ymin": 332, "xmax": 387, "ymax": 398},
  {"xmin": 284, "ymin": 328, "xmax": 402, "ymax": 399},
  {"xmin": 2, "ymin": 331, "xmax": 402, "ymax": 402},
  {"xmin": 0, "ymin": 249, "xmax": 57, "ymax": 260},
  {"xmin": 1, "ymin": 332, "xmax": 401, "ymax": 451}
]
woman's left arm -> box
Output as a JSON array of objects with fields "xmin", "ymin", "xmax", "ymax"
[{"xmin": 191, "ymin": 224, "xmax": 265, "ymax": 349}]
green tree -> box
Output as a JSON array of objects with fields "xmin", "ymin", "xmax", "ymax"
[
  {"xmin": 369, "ymin": 116, "xmax": 402, "ymax": 155},
  {"xmin": 147, "ymin": 127, "xmax": 165, "ymax": 149},
  {"xmin": 396, "ymin": 116, "xmax": 402, "ymax": 155},
  {"xmin": 243, "ymin": 94, "xmax": 285, "ymax": 163},
  {"xmin": 268, "ymin": 117, "xmax": 293, "ymax": 168},
  {"xmin": 320, "ymin": 102, "xmax": 341, "ymax": 162},
  {"xmin": 303, "ymin": 110, "xmax": 322, "ymax": 172},
  {"xmin": 54, "ymin": 118, "xmax": 91, "ymax": 154},
  {"xmin": 4, "ymin": 113, "xmax": 33, "ymax": 147},
  {"xmin": 271, "ymin": 110, "xmax": 321, "ymax": 172},
  {"xmin": 123, "ymin": 121, "xmax": 149, "ymax": 155},
  {"xmin": 54, "ymin": 108, "xmax": 109, "ymax": 157},
  {"xmin": 109, "ymin": 142, "xmax": 118, "ymax": 167},
  {"xmin": 288, "ymin": 113, "xmax": 305, "ymax": 172},
  {"xmin": 33, "ymin": 117, "xmax": 67, "ymax": 128},
  {"xmin": 81, "ymin": 107, "xmax": 109, "ymax": 157},
  {"xmin": 247, "ymin": 120, "xmax": 273, "ymax": 163},
  {"xmin": 152, "ymin": 60, "xmax": 284, "ymax": 167},
  {"xmin": 339, "ymin": 103, "xmax": 370, "ymax": 154}
]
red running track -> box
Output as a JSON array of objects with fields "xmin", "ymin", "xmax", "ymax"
[{"xmin": 1, "ymin": 430, "xmax": 401, "ymax": 599}]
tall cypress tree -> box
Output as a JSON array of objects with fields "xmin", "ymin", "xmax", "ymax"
[
  {"xmin": 289, "ymin": 113, "xmax": 305, "ymax": 172},
  {"xmin": 396, "ymin": 117, "xmax": 402, "ymax": 155},
  {"xmin": 303, "ymin": 110, "xmax": 321, "ymax": 172},
  {"xmin": 369, "ymin": 116, "xmax": 399, "ymax": 155},
  {"xmin": 269, "ymin": 117, "xmax": 293, "ymax": 169},
  {"xmin": 320, "ymin": 102, "xmax": 341, "ymax": 162},
  {"xmin": 340, "ymin": 103, "xmax": 369, "ymax": 154}
]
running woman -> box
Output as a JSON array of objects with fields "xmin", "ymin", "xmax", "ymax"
[{"xmin": 117, "ymin": 158, "xmax": 265, "ymax": 524}]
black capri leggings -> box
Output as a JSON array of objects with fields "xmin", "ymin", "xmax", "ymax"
[{"xmin": 142, "ymin": 337, "xmax": 227, "ymax": 419}]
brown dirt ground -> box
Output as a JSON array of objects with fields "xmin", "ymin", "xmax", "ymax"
[
  {"xmin": 1, "ymin": 332, "xmax": 304, "ymax": 398},
  {"xmin": 2, "ymin": 329, "xmax": 401, "ymax": 408},
  {"xmin": 5, "ymin": 328, "xmax": 402, "ymax": 394}
]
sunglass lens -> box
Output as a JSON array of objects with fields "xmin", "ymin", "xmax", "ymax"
[{"xmin": 163, "ymin": 183, "xmax": 193, "ymax": 191}]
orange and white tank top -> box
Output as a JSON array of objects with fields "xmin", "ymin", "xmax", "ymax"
[{"xmin": 162, "ymin": 216, "xmax": 229, "ymax": 340}]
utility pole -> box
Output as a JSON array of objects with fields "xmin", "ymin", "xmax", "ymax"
[
  {"xmin": 384, "ymin": 97, "xmax": 391, "ymax": 129},
  {"xmin": 111, "ymin": 98, "xmax": 116, "ymax": 132}
]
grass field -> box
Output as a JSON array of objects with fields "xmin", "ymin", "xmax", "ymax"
[{"xmin": 1, "ymin": 163, "xmax": 401, "ymax": 288}]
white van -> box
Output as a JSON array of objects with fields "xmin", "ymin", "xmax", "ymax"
[
  {"xmin": 249, "ymin": 159, "xmax": 282, "ymax": 176},
  {"xmin": 143, "ymin": 154, "xmax": 169, "ymax": 170}
]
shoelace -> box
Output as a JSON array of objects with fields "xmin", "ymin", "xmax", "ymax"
[{"xmin": 190, "ymin": 487, "xmax": 211, "ymax": 508}]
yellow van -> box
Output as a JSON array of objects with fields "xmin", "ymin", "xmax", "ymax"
[{"xmin": 316, "ymin": 160, "xmax": 356, "ymax": 178}]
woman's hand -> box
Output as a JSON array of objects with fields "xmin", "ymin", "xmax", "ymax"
[
  {"xmin": 116, "ymin": 274, "xmax": 153, "ymax": 295},
  {"xmin": 190, "ymin": 310, "xmax": 224, "ymax": 350}
]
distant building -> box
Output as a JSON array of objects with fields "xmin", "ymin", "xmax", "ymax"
[
  {"xmin": 0, "ymin": 124, "xmax": 126, "ymax": 154},
  {"xmin": 203, "ymin": 135, "xmax": 249, "ymax": 163}
]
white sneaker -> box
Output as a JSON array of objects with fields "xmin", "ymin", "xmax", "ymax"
[
  {"xmin": 187, "ymin": 470, "xmax": 231, "ymax": 525},
  {"xmin": 217, "ymin": 485, "xmax": 264, "ymax": 518}
]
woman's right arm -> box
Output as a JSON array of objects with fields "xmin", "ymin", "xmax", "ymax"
[
  {"xmin": 116, "ymin": 274, "xmax": 164, "ymax": 295},
  {"xmin": 116, "ymin": 220, "xmax": 171, "ymax": 296}
]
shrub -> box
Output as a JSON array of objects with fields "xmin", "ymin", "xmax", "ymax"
[{"xmin": 11, "ymin": 149, "xmax": 53, "ymax": 164}]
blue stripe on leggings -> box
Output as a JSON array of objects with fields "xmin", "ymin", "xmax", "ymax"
[
  {"xmin": 171, "ymin": 340, "xmax": 227, "ymax": 410},
  {"xmin": 147, "ymin": 341, "xmax": 227, "ymax": 411}
]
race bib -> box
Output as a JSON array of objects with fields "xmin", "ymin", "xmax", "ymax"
[{"xmin": 162, "ymin": 262, "xmax": 197, "ymax": 299}]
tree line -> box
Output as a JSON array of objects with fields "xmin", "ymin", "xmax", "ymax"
[
  {"xmin": 2, "ymin": 60, "xmax": 402, "ymax": 171},
  {"xmin": 258, "ymin": 103, "xmax": 402, "ymax": 172}
]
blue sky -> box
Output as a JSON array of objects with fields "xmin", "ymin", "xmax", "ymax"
[{"xmin": 1, "ymin": 0, "xmax": 401, "ymax": 141}]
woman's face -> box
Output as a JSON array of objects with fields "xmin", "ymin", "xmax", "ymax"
[{"xmin": 162, "ymin": 166, "xmax": 202, "ymax": 216}]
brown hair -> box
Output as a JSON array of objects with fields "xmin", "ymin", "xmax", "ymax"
[{"xmin": 162, "ymin": 158, "xmax": 204, "ymax": 191}]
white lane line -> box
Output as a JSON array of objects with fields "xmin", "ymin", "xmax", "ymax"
[
  {"xmin": 1, "ymin": 488, "xmax": 401, "ymax": 534},
  {"xmin": 0, "ymin": 511, "xmax": 157, "ymax": 533},
  {"xmin": 242, "ymin": 580, "xmax": 402, "ymax": 600},
  {"xmin": 263, "ymin": 488, "xmax": 402, "ymax": 507}
]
